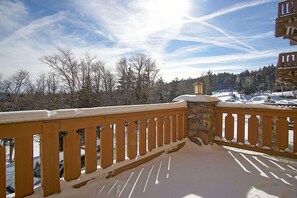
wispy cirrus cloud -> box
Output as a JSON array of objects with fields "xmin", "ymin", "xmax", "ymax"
[
  {"xmin": 0, "ymin": 0, "xmax": 285, "ymax": 82},
  {"xmin": 0, "ymin": 0, "xmax": 28, "ymax": 37},
  {"xmin": 195, "ymin": 0, "xmax": 277, "ymax": 22}
]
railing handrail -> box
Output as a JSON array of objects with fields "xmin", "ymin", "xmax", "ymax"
[
  {"xmin": 216, "ymin": 102, "xmax": 297, "ymax": 117},
  {"xmin": 278, "ymin": 51, "xmax": 297, "ymax": 56},
  {"xmin": 215, "ymin": 102, "xmax": 297, "ymax": 159},
  {"xmin": 278, "ymin": 0, "xmax": 297, "ymax": 17},
  {"xmin": 0, "ymin": 101, "xmax": 187, "ymax": 124},
  {"xmin": 277, "ymin": 51, "xmax": 297, "ymax": 67},
  {"xmin": 0, "ymin": 102, "xmax": 188, "ymax": 197}
]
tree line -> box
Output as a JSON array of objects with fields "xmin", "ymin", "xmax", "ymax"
[
  {"xmin": 0, "ymin": 48, "xmax": 161, "ymax": 111},
  {"xmin": 197, "ymin": 65, "xmax": 277, "ymax": 95},
  {"xmin": 0, "ymin": 48, "xmax": 280, "ymax": 113}
]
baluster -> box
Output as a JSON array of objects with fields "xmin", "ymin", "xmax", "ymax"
[
  {"xmin": 293, "ymin": 53, "xmax": 296, "ymax": 66},
  {"xmin": 282, "ymin": 54, "xmax": 285, "ymax": 67},
  {"xmin": 262, "ymin": 116, "xmax": 273, "ymax": 147},
  {"xmin": 237, "ymin": 114, "xmax": 245, "ymax": 144},
  {"xmin": 289, "ymin": 1, "xmax": 293, "ymax": 13},
  {"xmin": 289, "ymin": 55, "xmax": 293, "ymax": 66},
  {"xmin": 248, "ymin": 115, "xmax": 259, "ymax": 146},
  {"xmin": 116, "ymin": 122, "xmax": 125, "ymax": 162},
  {"xmin": 276, "ymin": 117, "xmax": 289, "ymax": 150},
  {"xmin": 63, "ymin": 130, "xmax": 81, "ymax": 181},
  {"xmin": 164, "ymin": 116, "xmax": 170, "ymax": 145},
  {"xmin": 15, "ymin": 136, "xmax": 34, "ymax": 198},
  {"xmin": 157, "ymin": 117, "xmax": 163, "ymax": 147},
  {"xmin": 85, "ymin": 126, "xmax": 97, "ymax": 173},
  {"xmin": 139, "ymin": 119, "xmax": 147, "ymax": 156},
  {"xmin": 177, "ymin": 114, "xmax": 183, "ymax": 140},
  {"xmin": 0, "ymin": 145, "xmax": 5, "ymax": 198},
  {"xmin": 293, "ymin": 118, "xmax": 297, "ymax": 153},
  {"xmin": 171, "ymin": 115, "xmax": 177, "ymax": 142},
  {"xmin": 100, "ymin": 125, "xmax": 113, "ymax": 168},
  {"xmin": 127, "ymin": 121, "xmax": 137, "ymax": 159},
  {"xmin": 41, "ymin": 122, "xmax": 60, "ymax": 196},
  {"xmin": 148, "ymin": 118, "xmax": 156, "ymax": 151},
  {"xmin": 216, "ymin": 112, "xmax": 223, "ymax": 138},
  {"xmin": 183, "ymin": 113, "xmax": 188, "ymax": 138},
  {"xmin": 225, "ymin": 113, "xmax": 234, "ymax": 141},
  {"xmin": 278, "ymin": 2, "xmax": 282, "ymax": 17}
]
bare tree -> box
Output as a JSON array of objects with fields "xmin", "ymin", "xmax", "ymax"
[
  {"xmin": 128, "ymin": 53, "xmax": 159, "ymax": 103},
  {"xmin": 0, "ymin": 73, "xmax": 3, "ymax": 92},
  {"xmin": 79, "ymin": 53, "xmax": 96, "ymax": 107},
  {"xmin": 116, "ymin": 57, "xmax": 136, "ymax": 104},
  {"xmin": 47, "ymin": 72, "xmax": 59, "ymax": 95},
  {"xmin": 36, "ymin": 72, "xmax": 47, "ymax": 95},
  {"xmin": 7, "ymin": 70, "xmax": 30, "ymax": 111},
  {"xmin": 41, "ymin": 48, "xmax": 80, "ymax": 107},
  {"xmin": 100, "ymin": 64, "xmax": 117, "ymax": 105}
]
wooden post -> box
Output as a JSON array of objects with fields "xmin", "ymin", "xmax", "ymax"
[
  {"xmin": 183, "ymin": 113, "xmax": 188, "ymax": 138},
  {"xmin": 63, "ymin": 130, "xmax": 81, "ymax": 181},
  {"xmin": 171, "ymin": 115, "xmax": 177, "ymax": 142},
  {"xmin": 293, "ymin": 118, "xmax": 297, "ymax": 153},
  {"xmin": 41, "ymin": 122, "xmax": 60, "ymax": 196},
  {"xmin": 157, "ymin": 117, "xmax": 163, "ymax": 147},
  {"xmin": 237, "ymin": 114, "xmax": 245, "ymax": 144},
  {"xmin": 85, "ymin": 126, "xmax": 97, "ymax": 174},
  {"xmin": 116, "ymin": 122, "xmax": 125, "ymax": 162},
  {"xmin": 164, "ymin": 116, "xmax": 170, "ymax": 145},
  {"xmin": 225, "ymin": 113, "xmax": 234, "ymax": 141},
  {"xmin": 177, "ymin": 114, "xmax": 183, "ymax": 140},
  {"xmin": 127, "ymin": 121, "xmax": 137, "ymax": 159},
  {"xmin": 262, "ymin": 116, "xmax": 272, "ymax": 147},
  {"xmin": 216, "ymin": 112, "xmax": 222, "ymax": 138},
  {"xmin": 148, "ymin": 118, "xmax": 156, "ymax": 151},
  {"xmin": 15, "ymin": 135, "xmax": 34, "ymax": 198},
  {"xmin": 0, "ymin": 145, "xmax": 5, "ymax": 198},
  {"xmin": 276, "ymin": 117, "xmax": 289, "ymax": 150},
  {"xmin": 139, "ymin": 119, "xmax": 147, "ymax": 156},
  {"xmin": 100, "ymin": 125, "xmax": 113, "ymax": 168},
  {"xmin": 248, "ymin": 115, "xmax": 259, "ymax": 146}
]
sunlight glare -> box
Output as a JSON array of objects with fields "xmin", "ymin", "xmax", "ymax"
[{"xmin": 146, "ymin": 0, "xmax": 190, "ymax": 23}]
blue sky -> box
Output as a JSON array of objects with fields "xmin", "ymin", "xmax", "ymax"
[{"xmin": 0, "ymin": 0, "xmax": 293, "ymax": 82}]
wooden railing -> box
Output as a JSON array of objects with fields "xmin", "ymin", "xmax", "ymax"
[
  {"xmin": 215, "ymin": 103, "xmax": 297, "ymax": 159},
  {"xmin": 278, "ymin": 0, "xmax": 297, "ymax": 17},
  {"xmin": 0, "ymin": 101, "xmax": 188, "ymax": 197},
  {"xmin": 277, "ymin": 52, "xmax": 297, "ymax": 67}
]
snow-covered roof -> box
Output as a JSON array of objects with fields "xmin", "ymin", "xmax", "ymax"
[
  {"xmin": 0, "ymin": 101, "xmax": 187, "ymax": 124},
  {"xmin": 173, "ymin": 95, "xmax": 220, "ymax": 103}
]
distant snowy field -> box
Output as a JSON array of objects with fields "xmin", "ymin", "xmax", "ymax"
[{"xmin": 212, "ymin": 90, "xmax": 297, "ymax": 104}]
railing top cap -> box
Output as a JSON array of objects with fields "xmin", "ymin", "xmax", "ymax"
[
  {"xmin": 0, "ymin": 101, "xmax": 187, "ymax": 124},
  {"xmin": 173, "ymin": 94, "xmax": 220, "ymax": 103},
  {"xmin": 217, "ymin": 102, "xmax": 279, "ymax": 109}
]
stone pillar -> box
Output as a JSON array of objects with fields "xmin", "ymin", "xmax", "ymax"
[{"xmin": 173, "ymin": 95, "xmax": 220, "ymax": 145}]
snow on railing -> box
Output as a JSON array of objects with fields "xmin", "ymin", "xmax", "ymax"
[
  {"xmin": 278, "ymin": 0, "xmax": 297, "ymax": 17},
  {"xmin": 215, "ymin": 102, "xmax": 297, "ymax": 159},
  {"xmin": 0, "ymin": 101, "xmax": 188, "ymax": 197}
]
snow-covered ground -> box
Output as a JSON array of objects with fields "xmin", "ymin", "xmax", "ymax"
[
  {"xmin": 27, "ymin": 138, "xmax": 297, "ymax": 198},
  {"xmin": 212, "ymin": 91, "xmax": 297, "ymax": 105}
]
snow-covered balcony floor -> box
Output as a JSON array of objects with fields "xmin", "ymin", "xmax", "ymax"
[{"xmin": 29, "ymin": 139, "xmax": 297, "ymax": 198}]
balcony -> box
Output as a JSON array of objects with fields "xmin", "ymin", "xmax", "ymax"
[
  {"xmin": 276, "ymin": 0, "xmax": 297, "ymax": 45},
  {"xmin": 276, "ymin": 52, "xmax": 297, "ymax": 84},
  {"xmin": 0, "ymin": 98, "xmax": 296, "ymax": 198}
]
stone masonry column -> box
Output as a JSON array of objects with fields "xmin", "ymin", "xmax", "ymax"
[{"xmin": 173, "ymin": 95, "xmax": 220, "ymax": 145}]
